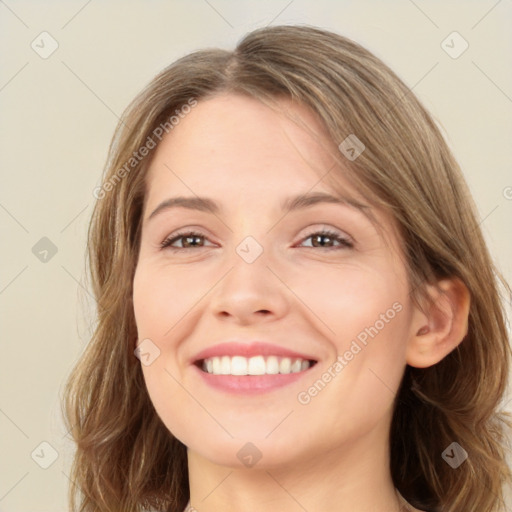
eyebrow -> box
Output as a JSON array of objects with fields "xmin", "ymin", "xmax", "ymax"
[{"xmin": 146, "ymin": 191, "xmax": 370, "ymax": 222}]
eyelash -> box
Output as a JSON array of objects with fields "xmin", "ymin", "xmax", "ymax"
[{"xmin": 159, "ymin": 229, "xmax": 354, "ymax": 251}]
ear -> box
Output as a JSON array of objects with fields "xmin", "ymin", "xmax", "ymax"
[{"xmin": 406, "ymin": 278, "xmax": 470, "ymax": 368}]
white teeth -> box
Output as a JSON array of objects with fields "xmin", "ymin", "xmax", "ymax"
[
  {"xmin": 279, "ymin": 358, "xmax": 291, "ymax": 374},
  {"xmin": 220, "ymin": 356, "xmax": 230, "ymax": 375},
  {"xmin": 201, "ymin": 355, "xmax": 313, "ymax": 376},
  {"xmin": 231, "ymin": 356, "xmax": 248, "ymax": 375},
  {"xmin": 247, "ymin": 356, "xmax": 266, "ymax": 375},
  {"xmin": 291, "ymin": 359, "xmax": 302, "ymax": 373},
  {"xmin": 266, "ymin": 356, "xmax": 280, "ymax": 375}
]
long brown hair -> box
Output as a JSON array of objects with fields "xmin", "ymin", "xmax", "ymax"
[{"xmin": 62, "ymin": 24, "xmax": 512, "ymax": 511}]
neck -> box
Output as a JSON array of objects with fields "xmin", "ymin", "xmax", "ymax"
[{"xmin": 186, "ymin": 421, "xmax": 404, "ymax": 512}]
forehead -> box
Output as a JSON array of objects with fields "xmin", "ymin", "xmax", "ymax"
[{"xmin": 144, "ymin": 93, "xmax": 347, "ymax": 201}]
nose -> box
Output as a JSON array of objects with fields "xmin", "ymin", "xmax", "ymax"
[{"xmin": 208, "ymin": 247, "xmax": 290, "ymax": 325}]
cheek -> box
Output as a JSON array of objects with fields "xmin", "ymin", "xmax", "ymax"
[
  {"xmin": 133, "ymin": 263, "xmax": 200, "ymax": 440},
  {"xmin": 292, "ymin": 317, "xmax": 410, "ymax": 452},
  {"xmin": 290, "ymin": 260, "xmax": 409, "ymax": 344},
  {"xmin": 133, "ymin": 262, "xmax": 208, "ymax": 340},
  {"xmin": 291, "ymin": 263, "xmax": 410, "ymax": 415}
]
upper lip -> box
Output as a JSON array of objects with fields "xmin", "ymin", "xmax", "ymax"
[{"xmin": 191, "ymin": 341, "xmax": 318, "ymax": 364}]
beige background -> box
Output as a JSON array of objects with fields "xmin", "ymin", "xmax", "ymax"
[{"xmin": 1, "ymin": 1, "xmax": 511, "ymax": 510}]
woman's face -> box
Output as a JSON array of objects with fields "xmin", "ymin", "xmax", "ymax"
[{"xmin": 133, "ymin": 93, "xmax": 417, "ymax": 469}]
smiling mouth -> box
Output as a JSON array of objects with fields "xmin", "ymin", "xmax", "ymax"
[{"xmin": 196, "ymin": 355, "xmax": 317, "ymax": 376}]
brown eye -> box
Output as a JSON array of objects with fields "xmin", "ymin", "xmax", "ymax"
[
  {"xmin": 161, "ymin": 231, "xmax": 210, "ymax": 250},
  {"xmin": 300, "ymin": 230, "xmax": 353, "ymax": 249}
]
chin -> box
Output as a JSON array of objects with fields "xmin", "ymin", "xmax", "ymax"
[{"xmin": 186, "ymin": 433, "xmax": 312, "ymax": 471}]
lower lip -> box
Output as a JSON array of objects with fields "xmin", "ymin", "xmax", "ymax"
[{"xmin": 192, "ymin": 364, "xmax": 315, "ymax": 394}]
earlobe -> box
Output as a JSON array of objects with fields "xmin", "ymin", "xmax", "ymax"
[{"xmin": 406, "ymin": 278, "xmax": 470, "ymax": 368}]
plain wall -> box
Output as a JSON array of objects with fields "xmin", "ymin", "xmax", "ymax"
[{"xmin": 1, "ymin": 1, "xmax": 511, "ymax": 510}]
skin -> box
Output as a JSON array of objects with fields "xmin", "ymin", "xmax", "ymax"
[{"xmin": 132, "ymin": 93, "xmax": 470, "ymax": 512}]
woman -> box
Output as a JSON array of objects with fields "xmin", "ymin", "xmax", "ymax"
[{"xmin": 63, "ymin": 24, "xmax": 511, "ymax": 512}]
